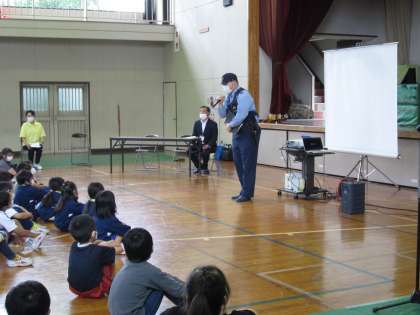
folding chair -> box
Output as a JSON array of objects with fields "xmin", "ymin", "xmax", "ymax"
[{"xmin": 136, "ymin": 134, "xmax": 160, "ymax": 171}]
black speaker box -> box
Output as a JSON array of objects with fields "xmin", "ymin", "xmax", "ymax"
[{"xmin": 341, "ymin": 181, "xmax": 365, "ymax": 214}]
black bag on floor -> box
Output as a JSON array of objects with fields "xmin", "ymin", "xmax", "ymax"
[{"xmin": 221, "ymin": 144, "xmax": 233, "ymax": 161}]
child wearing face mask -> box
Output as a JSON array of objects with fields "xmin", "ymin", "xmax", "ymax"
[
  {"xmin": 13, "ymin": 170, "xmax": 49, "ymax": 220},
  {"xmin": 0, "ymin": 148, "xmax": 17, "ymax": 179}
]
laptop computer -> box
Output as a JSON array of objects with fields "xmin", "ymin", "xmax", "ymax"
[{"xmin": 302, "ymin": 137, "xmax": 325, "ymax": 152}]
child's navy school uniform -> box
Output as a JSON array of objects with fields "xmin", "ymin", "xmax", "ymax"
[
  {"xmin": 94, "ymin": 216, "xmax": 131, "ymax": 241},
  {"xmin": 14, "ymin": 185, "xmax": 49, "ymax": 219},
  {"xmin": 68, "ymin": 242, "xmax": 115, "ymax": 293},
  {"xmin": 83, "ymin": 200, "xmax": 96, "ymax": 217},
  {"xmin": 54, "ymin": 199, "xmax": 84, "ymax": 232},
  {"xmin": 36, "ymin": 191, "xmax": 61, "ymax": 221}
]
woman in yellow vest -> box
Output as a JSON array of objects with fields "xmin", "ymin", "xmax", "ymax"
[{"xmin": 20, "ymin": 110, "xmax": 46, "ymax": 170}]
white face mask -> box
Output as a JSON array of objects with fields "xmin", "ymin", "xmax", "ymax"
[
  {"xmin": 222, "ymin": 85, "xmax": 231, "ymax": 95},
  {"xmin": 27, "ymin": 116, "xmax": 35, "ymax": 123},
  {"xmin": 6, "ymin": 156, "xmax": 13, "ymax": 162},
  {"xmin": 199, "ymin": 113, "xmax": 208, "ymax": 121}
]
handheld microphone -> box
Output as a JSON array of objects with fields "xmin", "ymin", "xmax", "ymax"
[{"xmin": 210, "ymin": 99, "xmax": 222, "ymax": 108}]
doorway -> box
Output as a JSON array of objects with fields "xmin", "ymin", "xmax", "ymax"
[
  {"xmin": 163, "ymin": 81, "xmax": 177, "ymax": 138},
  {"xmin": 20, "ymin": 83, "xmax": 90, "ymax": 153}
]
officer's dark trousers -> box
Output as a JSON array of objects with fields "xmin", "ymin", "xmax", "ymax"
[{"xmin": 232, "ymin": 127, "xmax": 260, "ymax": 198}]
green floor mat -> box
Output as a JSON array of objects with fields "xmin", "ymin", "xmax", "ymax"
[
  {"xmin": 312, "ymin": 296, "xmax": 420, "ymax": 315},
  {"xmin": 30, "ymin": 152, "xmax": 177, "ymax": 169}
]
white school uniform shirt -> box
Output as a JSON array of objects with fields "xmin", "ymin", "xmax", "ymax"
[
  {"xmin": 5, "ymin": 206, "xmax": 19, "ymax": 219},
  {"xmin": 200, "ymin": 119, "xmax": 208, "ymax": 142},
  {"xmin": 0, "ymin": 211, "xmax": 17, "ymax": 233}
]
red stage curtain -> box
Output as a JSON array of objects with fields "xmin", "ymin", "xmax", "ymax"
[{"xmin": 260, "ymin": 0, "xmax": 333, "ymax": 119}]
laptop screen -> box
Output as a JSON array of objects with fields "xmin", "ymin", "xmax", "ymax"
[{"xmin": 302, "ymin": 137, "xmax": 323, "ymax": 151}]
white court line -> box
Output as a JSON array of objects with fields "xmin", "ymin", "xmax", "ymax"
[
  {"xmin": 156, "ymin": 224, "xmax": 417, "ymax": 243},
  {"xmin": 40, "ymin": 224, "xmax": 417, "ymax": 249},
  {"xmin": 365, "ymin": 210, "xmax": 418, "ymax": 223},
  {"xmin": 396, "ymin": 253, "xmax": 416, "ymax": 261},
  {"xmin": 90, "ymin": 168, "xmax": 111, "ymax": 176},
  {"xmin": 260, "ymin": 264, "xmax": 325, "ymax": 275},
  {"xmin": 47, "ymin": 233, "xmax": 70, "ymax": 240}
]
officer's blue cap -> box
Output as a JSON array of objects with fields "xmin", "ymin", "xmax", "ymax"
[{"xmin": 221, "ymin": 73, "xmax": 238, "ymax": 85}]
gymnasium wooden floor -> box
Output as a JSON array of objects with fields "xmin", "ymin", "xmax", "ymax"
[{"xmin": 0, "ymin": 161, "xmax": 418, "ymax": 315}]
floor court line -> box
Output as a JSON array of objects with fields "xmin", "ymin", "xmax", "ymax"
[
  {"xmin": 365, "ymin": 210, "xmax": 418, "ymax": 223},
  {"xmin": 118, "ymin": 186, "xmax": 393, "ymax": 282},
  {"xmin": 257, "ymin": 272, "xmax": 393, "ymax": 311},
  {"xmin": 155, "ymin": 224, "xmax": 417, "ymax": 242},
  {"xmin": 89, "ymin": 168, "xmax": 111, "ymax": 176},
  {"xmin": 38, "ymin": 168, "xmax": 406, "ymax": 284},
  {"xmin": 47, "ymin": 233, "xmax": 70, "ymax": 240},
  {"xmin": 190, "ymin": 244, "xmax": 323, "ymax": 311},
  {"xmin": 36, "ymin": 178, "xmax": 401, "ymax": 282},
  {"xmin": 257, "ymin": 272, "xmax": 337, "ymax": 310},
  {"xmin": 260, "ymin": 264, "xmax": 325, "ymax": 275}
]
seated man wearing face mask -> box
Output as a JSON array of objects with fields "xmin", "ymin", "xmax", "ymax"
[
  {"xmin": 191, "ymin": 106, "xmax": 218, "ymax": 175},
  {"xmin": 20, "ymin": 110, "xmax": 46, "ymax": 171}
]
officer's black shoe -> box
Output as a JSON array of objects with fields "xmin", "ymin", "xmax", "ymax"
[
  {"xmin": 236, "ymin": 196, "xmax": 251, "ymax": 203},
  {"xmin": 231, "ymin": 194, "xmax": 241, "ymax": 200},
  {"xmin": 201, "ymin": 169, "xmax": 210, "ymax": 175},
  {"xmin": 193, "ymin": 169, "xmax": 201, "ymax": 175}
]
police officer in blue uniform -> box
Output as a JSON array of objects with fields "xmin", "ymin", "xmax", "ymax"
[{"xmin": 217, "ymin": 73, "xmax": 261, "ymax": 203}]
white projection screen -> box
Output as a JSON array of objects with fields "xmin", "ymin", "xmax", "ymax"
[{"xmin": 324, "ymin": 43, "xmax": 398, "ymax": 158}]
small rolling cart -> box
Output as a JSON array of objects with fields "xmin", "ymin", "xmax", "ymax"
[{"xmin": 278, "ymin": 147, "xmax": 335, "ymax": 200}]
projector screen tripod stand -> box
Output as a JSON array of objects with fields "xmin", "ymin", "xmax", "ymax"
[{"xmin": 346, "ymin": 155, "xmax": 399, "ymax": 189}]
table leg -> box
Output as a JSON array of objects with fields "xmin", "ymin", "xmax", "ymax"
[
  {"xmin": 110, "ymin": 138, "xmax": 113, "ymax": 174},
  {"xmin": 303, "ymin": 155, "xmax": 315, "ymax": 196},
  {"xmin": 121, "ymin": 140, "xmax": 125, "ymax": 173},
  {"xmin": 188, "ymin": 142, "xmax": 192, "ymax": 177}
]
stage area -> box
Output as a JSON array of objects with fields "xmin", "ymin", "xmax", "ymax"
[{"xmin": 0, "ymin": 159, "xmax": 417, "ymax": 315}]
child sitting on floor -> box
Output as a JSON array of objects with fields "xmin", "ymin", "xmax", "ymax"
[
  {"xmin": 0, "ymin": 228, "xmax": 32, "ymax": 268},
  {"xmin": 54, "ymin": 181, "xmax": 84, "ymax": 232},
  {"xmin": 83, "ymin": 182, "xmax": 104, "ymax": 217},
  {"xmin": 0, "ymin": 148, "xmax": 17, "ymax": 180},
  {"xmin": 36, "ymin": 177, "xmax": 65, "ymax": 221},
  {"xmin": 14, "ymin": 170, "xmax": 48, "ymax": 219},
  {"xmin": 0, "ymin": 181, "xmax": 48, "ymax": 234},
  {"xmin": 0, "ymin": 191, "xmax": 46, "ymax": 255},
  {"xmin": 94, "ymin": 190, "xmax": 130, "ymax": 254},
  {"xmin": 67, "ymin": 214, "xmax": 115, "ymax": 298},
  {"xmin": 16, "ymin": 160, "xmax": 38, "ymax": 177},
  {"xmin": 108, "ymin": 228, "xmax": 185, "ymax": 315},
  {"xmin": 5, "ymin": 280, "xmax": 51, "ymax": 315},
  {"xmin": 161, "ymin": 266, "xmax": 256, "ymax": 315}
]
